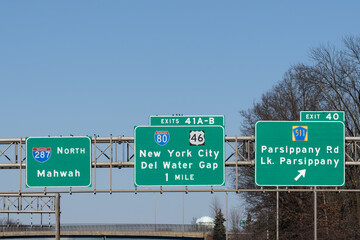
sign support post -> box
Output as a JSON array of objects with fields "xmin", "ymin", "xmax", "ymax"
[
  {"xmin": 276, "ymin": 186, "xmax": 279, "ymax": 240},
  {"xmin": 55, "ymin": 193, "xmax": 60, "ymax": 240},
  {"xmin": 314, "ymin": 187, "xmax": 317, "ymax": 240}
]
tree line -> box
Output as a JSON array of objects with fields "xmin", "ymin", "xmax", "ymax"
[{"xmin": 235, "ymin": 35, "xmax": 360, "ymax": 239}]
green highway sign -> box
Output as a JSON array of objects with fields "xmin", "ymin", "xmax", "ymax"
[
  {"xmin": 239, "ymin": 220, "xmax": 246, "ymax": 227},
  {"xmin": 149, "ymin": 115, "xmax": 224, "ymax": 127},
  {"xmin": 134, "ymin": 125, "xmax": 225, "ymax": 186},
  {"xmin": 26, "ymin": 137, "xmax": 92, "ymax": 187},
  {"xmin": 300, "ymin": 111, "xmax": 345, "ymax": 123},
  {"xmin": 255, "ymin": 121, "xmax": 345, "ymax": 186}
]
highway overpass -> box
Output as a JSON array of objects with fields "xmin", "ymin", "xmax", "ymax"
[{"xmin": 0, "ymin": 224, "xmax": 211, "ymax": 239}]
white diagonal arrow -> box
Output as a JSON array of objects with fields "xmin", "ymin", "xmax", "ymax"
[{"xmin": 294, "ymin": 169, "xmax": 306, "ymax": 181}]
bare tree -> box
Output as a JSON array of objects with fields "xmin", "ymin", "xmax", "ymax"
[
  {"xmin": 210, "ymin": 196, "xmax": 222, "ymax": 219},
  {"xmin": 297, "ymin": 37, "xmax": 360, "ymax": 136},
  {"xmin": 236, "ymin": 35, "xmax": 360, "ymax": 239},
  {"xmin": 294, "ymin": 36, "xmax": 360, "ymax": 237},
  {"xmin": 229, "ymin": 208, "xmax": 241, "ymax": 232},
  {"xmin": 235, "ymin": 68, "xmax": 325, "ymax": 239}
]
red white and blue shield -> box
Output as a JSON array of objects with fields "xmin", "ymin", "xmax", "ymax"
[
  {"xmin": 32, "ymin": 148, "xmax": 51, "ymax": 163},
  {"xmin": 154, "ymin": 131, "xmax": 170, "ymax": 146}
]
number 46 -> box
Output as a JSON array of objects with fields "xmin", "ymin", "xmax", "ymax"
[{"xmin": 189, "ymin": 131, "xmax": 205, "ymax": 146}]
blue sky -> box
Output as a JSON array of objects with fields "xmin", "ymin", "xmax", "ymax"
[{"xmin": 1, "ymin": 1, "xmax": 360, "ymax": 225}]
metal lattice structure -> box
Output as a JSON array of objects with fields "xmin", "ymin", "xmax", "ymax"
[
  {"xmin": 1, "ymin": 136, "xmax": 360, "ymax": 239},
  {"xmin": 0, "ymin": 195, "xmax": 55, "ymax": 214},
  {"xmin": 0, "ymin": 136, "xmax": 360, "ymax": 194},
  {"xmin": 0, "ymin": 194, "xmax": 56, "ymax": 227}
]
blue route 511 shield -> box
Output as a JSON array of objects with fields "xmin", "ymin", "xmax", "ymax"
[
  {"xmin": 154, "ymin": 131, "xmax": 170, "ymax": 146},
  {"xmin": 292, "ymin": 126, "xmax": 308, "ymax": 141},
  {"xmin": 32, "ymin": 148, "xmax": 52, "ymax": 163}
]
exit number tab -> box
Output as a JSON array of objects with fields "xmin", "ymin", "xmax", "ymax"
[
  {"xmin": 149, "ymin": 115, "xmax": 225, "ymax": 127},
  {"xmin": 300, "ymin": 111, "xmax": 345, "ymax": 123}
]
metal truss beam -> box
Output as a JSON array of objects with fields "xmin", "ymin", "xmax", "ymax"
[
  {"xmin": 0, "ymin": 195, "xmax": 56, "ymax": 214},
  {"xmin": 0, "ymin": 136, "xmax": 359, "ymax": 194}
]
